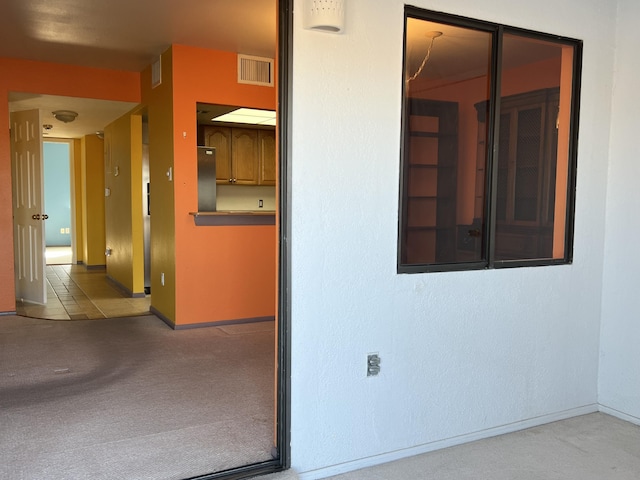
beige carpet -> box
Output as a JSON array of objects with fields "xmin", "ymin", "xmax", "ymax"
[
  {"xmin": 252, "ymin": 413, "xmax": 640, "ymax": 480},
  {"xmin": 291, "ymin": 412, "xmax": 640, "ymax": 480},
  {"xmin": 0, "ymin": 314, "xmax": 276, "ymax": 480}
]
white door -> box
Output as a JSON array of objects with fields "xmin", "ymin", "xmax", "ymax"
[{"xmin": 10, "ymin": 109, "xmax": 46, "ymax": 305}]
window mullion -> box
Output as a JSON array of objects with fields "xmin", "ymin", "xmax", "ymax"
[{"xmin": 486, "ymin": 26, "xmax": 503, "ymax": 266}]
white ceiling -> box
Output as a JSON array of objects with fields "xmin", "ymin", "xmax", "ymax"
[
  {"xmin": 8, "ymin": 93, "xmax": 140, "ymax": 140},
  {"xmin": 2, "ymin": 0, "xmax": 276, "ymax": 138}
]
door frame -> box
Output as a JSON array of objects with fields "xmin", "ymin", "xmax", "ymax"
[
  {"xmin": 13, "ymin": 135, "xmax": 76, "ymax": 287},
  {"xmin": 275, "ymin": 0, "xmax": 293, "ymax": 471},
  {"xmin": 42, "ymin": 138, "xmax": 76, "ymax": 264},
  {"xmin": 6, "ymin": 0, "xmax": 294, "ymax": 476}
]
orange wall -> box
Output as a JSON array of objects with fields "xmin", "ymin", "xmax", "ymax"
[
  {"xmin": 553, "ymin": 47, "xmax": 575, "ymax": 258},
  {"xmin": 171, "ymin": 45, "xmax": 276, "ymax": 325},
  {"xmin": 0, "ymin": 57, "xmax": 140, "ymax": 312}
]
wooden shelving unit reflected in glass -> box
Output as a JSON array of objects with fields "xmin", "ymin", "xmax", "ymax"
[{"xmin": 402, "ymin": 99, "xmax": 458, "ymax": 265}]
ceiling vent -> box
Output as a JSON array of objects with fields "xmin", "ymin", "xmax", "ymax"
[{"xmin": 238, "ymin": 54, "xmax": 274, "ymax": 87}]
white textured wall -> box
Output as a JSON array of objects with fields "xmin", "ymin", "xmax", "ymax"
[
  {"xmin": 289, "ymin": 0, "xmax": 616, "ymax": 476},
  {"xmin": 599, "ymin": 0, "xmax": 640, "ymax": 421}
]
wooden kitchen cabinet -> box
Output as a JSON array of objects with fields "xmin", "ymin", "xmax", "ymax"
[
  {"xmin": 258, "ymin": 129, "xmax": 276, "ymax": 185},
  {"xmin": 203, "ymin": 126, "xmax": 274, "ymax": 185},
  {"xmin": 203, "ymin": 126, "xmax": 232, "ymax": 184},
  {"xmin": 231, "ymin": 128, "xmax": 259, "ymax": 184}
]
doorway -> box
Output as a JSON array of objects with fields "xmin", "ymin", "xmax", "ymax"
[
  {"xmin": 43, "ymin": 140, "xmax": 73, "ymax": 265},
  {"xmin": 4, "ymin": 0, "xmax": 292, "ymax": 476},
  {"xmin": 13, "ymin": 132, "xmax": 152, "ymax": 319}
]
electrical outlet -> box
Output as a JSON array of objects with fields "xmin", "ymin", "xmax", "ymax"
[
  {"xmin": 259, "ymin": 199, "xmax": 264, "ymax": 208},
  {"xmin": 367, "ymin": 353, "xmax": 381, "ymax": 377}
]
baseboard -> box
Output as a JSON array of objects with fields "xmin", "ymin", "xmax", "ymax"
[
  {"xmin": 85, "ymin": 264, "xmax": 106, "ymax": 271},
  {"xmin": 174, "ymin": 316, "xmax": 275, "ymax": 330},
  {"xmin": 0, "ymin": 311, "xmax": 18, "ymax": 316},
  {"xmin": 150, "ymin": 309, "xmax": 275, "ymax": 331},
  {"xmin": 297, "ymin": 404, "xmax": 599, "ymax": 480},
  {"xmin": 598, "ymin": 404, "xmax": 640, "ymax": 426}
]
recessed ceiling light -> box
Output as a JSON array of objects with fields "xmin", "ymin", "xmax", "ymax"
[{"xmin": 212, "ymin": 108, "xmax": 276, "ymax": 126}]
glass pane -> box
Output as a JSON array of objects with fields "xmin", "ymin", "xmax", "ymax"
[
  {"xmin": 495, "ymin": 33, "xmax": 574, "ymax": 261},
  {"xmin": 400, "ymin": 17, "xmax": 493, "ymax": 267}
]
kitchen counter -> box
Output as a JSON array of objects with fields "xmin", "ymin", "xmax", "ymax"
[{"xmin": 189, "ymin": 210, "xmax": 276, "ymax": 226}]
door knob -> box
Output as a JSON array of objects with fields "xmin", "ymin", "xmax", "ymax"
[{"xmin": 32, "ymin": 214, "xmax": 40, "ymax": 220}]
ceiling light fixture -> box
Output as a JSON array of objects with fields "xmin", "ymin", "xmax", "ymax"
[
  {"xmin": 211, "ymin": 108, "xmax": 276, "ymax": 126},
  {"xmin": 406, "ymin": 31, "xmax": 443, "ymax": 84},
  {"xmin": 52, "ymin": 110, "xmax": 78, "ymax": 123}
]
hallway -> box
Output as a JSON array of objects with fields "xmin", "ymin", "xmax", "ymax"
[{"xmin": 15, "ymin": 262, "xmax": 150, "ymax": 320}]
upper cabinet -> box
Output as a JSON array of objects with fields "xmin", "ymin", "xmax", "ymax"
[
  {"xmin": 258, "ymin": 129, "xmax": 276, "ymax": 186},
  {"xmin": 203, "ymin": 126, "xmax": 275, "ymax": 186},
  {"xmin": 203, "ymin": 126, "xmax": 232, "ymax": 184},
  {"xmin": 231, "ymin": 128, "xmax": 259, "ymax": 184}
]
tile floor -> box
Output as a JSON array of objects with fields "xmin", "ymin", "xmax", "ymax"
[{"xmin": 16, "ymin": 263, "xmax": 151, "ymax": 320}]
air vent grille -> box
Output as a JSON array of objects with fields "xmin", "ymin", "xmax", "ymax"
[
  {"xmin": 238, "ymin": 54, "xmax": 274, "ymax": 86},
  {"xmin": 151, "ymin": 56, "xmax": 162, "ymax": 88}
]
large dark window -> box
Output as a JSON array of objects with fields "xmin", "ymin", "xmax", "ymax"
[{"xmin": 398, "ymin": 8, "xmax": 581, "ymax": 273}]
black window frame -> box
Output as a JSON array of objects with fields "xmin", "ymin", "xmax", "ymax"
[{"xmin": 398, "ymin": 7, "xmax": 582, "ymax": 274}]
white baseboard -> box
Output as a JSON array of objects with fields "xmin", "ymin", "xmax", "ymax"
[
  {"xmin": 297, "ymin": 404, "xmax": 599, "ymax": 480},
  {"xmin": 599, "ymin": 404, "xmax": 640, "ymax": 426}
]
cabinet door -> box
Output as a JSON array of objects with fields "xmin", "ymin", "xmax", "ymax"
[
  {"xmin": 258, "ymin": 129, "xmax": 276, "ymax": 185},
  {"xmin": 232, "ymin": 128, "xmax": 259, "ymax": 185},
  {"xmin": 203, "ymin": 126, "xmax": 232, "ymax": 184}
]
